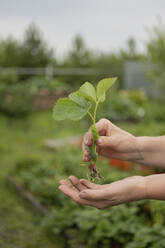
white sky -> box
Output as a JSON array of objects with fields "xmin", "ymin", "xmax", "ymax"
[{"xmin": 0, "ymin": 0, "xmax": 165, "ymax": 56}]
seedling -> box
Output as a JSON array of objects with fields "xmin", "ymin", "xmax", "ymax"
[{"xmin": 53, "ymin": 77, "xmax": 117, "ymax": 181}]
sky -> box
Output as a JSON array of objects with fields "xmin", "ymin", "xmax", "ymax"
[{"xmin": 0, "ymin": 0, "xmax": 165, "ymax": 56}]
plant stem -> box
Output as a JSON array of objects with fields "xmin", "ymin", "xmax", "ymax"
[
  {"xmin": 93, "ymin": 101, "xmax": 99, "ymax": 125},
  {"xmin": 93, "ymin": 101, "xmax": 99, "ymax": 154},
  {"xmin": 87, "ymin": 111, "xmax": 95, "ymax": 122}
]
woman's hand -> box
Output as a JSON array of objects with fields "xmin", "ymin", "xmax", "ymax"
[
  {"xmin": 59, "ymin": 175, "xmax": 146, "ymax": 209},
  {"xmin": 82, "ymin": 118, "xmax": 143, "ymax": 162}
]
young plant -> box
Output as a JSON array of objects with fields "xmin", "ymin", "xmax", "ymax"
[{"xmin": 53, "ymin": 77, "xmax": 117, "ymax": 181}]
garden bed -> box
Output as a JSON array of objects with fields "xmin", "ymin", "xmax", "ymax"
[
  {"xmin": 33, "ymin": 90, "xmax": 68, "ymax": 111},
  {"xmin": 7, "ymin": 152, "xmax": 165, "ymax": 248},
  {"xmin": 7, "ymin": 176, "xmax": 49, "ymax": 216},
  {"xmin": 7, "ymin": 175, "xmax": 86, "ymax": 247}
]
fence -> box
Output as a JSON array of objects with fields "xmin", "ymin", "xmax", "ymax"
[
  {"xmin": 0, "ymin": 67, "xmax": 114, "ymax": 80},
  {"xmin": 123, "ymin": 61, "xmax": 161, "ymax": 98}
]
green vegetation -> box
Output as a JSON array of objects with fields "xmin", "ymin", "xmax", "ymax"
[
  {"xmin": 1, "ymin": 18, "xmax": 165, "ymax": 248},
  {"xmin": 146, "ymin": 19, "xmax": 165, "ymax": 94},
  {"xmin": 0, "ymin": 111, "xmax": 85, "ymax": 248},
  {"xmin": 0, "ymin": 110, "xmax": 165, "ymax": 247},
  {"xmin": 53, "ymin": 77, "xmax": 117, "ymax": 180}
]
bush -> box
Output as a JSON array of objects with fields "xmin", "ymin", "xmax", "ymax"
[
  {"xmin": 12, "ymin": 148, "xmax": 165, "ymax": 248},
  {"xmin": 147, "ymin": 100, "xmax": 165, "ymax": 122},
  {"xmin": 0, "ymin": 82, "xmax": 36, "ymax": 118},
  {"xmin": 99, "ymin": 89, "xmax": 148, "ymax": 122},
  {"xmin": 26, "ymin": 77, "xmax": 72, "ymax": 93}
]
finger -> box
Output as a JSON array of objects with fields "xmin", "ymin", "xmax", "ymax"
[
  {"xmin": 96, "ymin": 136, "xmax": 116, "ymax": 148},
  {"xmin": 83, "ymin": 131, "xmax": 93, "ymax": 147},
  {"xmin": 82, "ymin": 143, "xmax": 90, "ymax": 162},
  {"xmin": 83, "ymin": 119, "xmax": 110, "ymax": 147},
  {"xmin": 79, "ymin": 179, "xmax": 100, "ymax": 189},
  {"xmin": 82, "ymin": 139, "xmax": 90, "ymax": 153},
  {"xmin": 95, "ymin": 119, "xmax": 110, "ymax": 136},
  {"xmin": 79, "ymin": 189, "xmax": 103, "ymax": 201},
  {"xmin": 82, "ymin": 156, "xmax": 89, "ymax": 162},
  {"xmin": 59, "ymin": 185, "xmax": 100, "ymax": 207},
  {"xmin": 59, "ymin": 179, "xmax": 71, "ymax": 186},
  {"xmin": 59, "ymin": 184, "xmax": 80, "ymax": 202},
  {"xmin": 69, "ymin": 176, "xmax": 87, "ymax": 191}
]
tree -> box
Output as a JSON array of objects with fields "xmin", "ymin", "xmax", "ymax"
[
  {"xmin": 120, "ymin": 37, "xmax": 145, "ymax": 60},
  {"xmin": 146, "ymin": 19, "xmax": 165, "ymax": 92},
  {"xmin": 0, "ymin": 37, "xmax": 21, "ymax": 67},
  {"xmin": 20, "ymin": 23, "xmax": 54, "ymax": 67},
  {"xmin": 63, "ymin": 35, "xmax": 94, "ymax": 67}
]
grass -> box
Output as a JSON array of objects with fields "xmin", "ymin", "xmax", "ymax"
[
  {"xmin": 0, "ymin": 110, "xmax": 165, "ymax": 247},
  {"xmin": 0, "ymin": 111, "xmax": 85, "ymax": 248}
]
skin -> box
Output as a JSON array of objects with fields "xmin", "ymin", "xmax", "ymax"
[{"xmin": 59, "ymin": 118, "xmax": 165, "ymax": 209}]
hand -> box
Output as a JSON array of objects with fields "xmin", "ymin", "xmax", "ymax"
[
  {"xmin": 82, "ymin": 118, "xmax": 143, "ymax": 162},
  {"xmin": 59, "ymin": 175, "xmax": 146, "ymax": 209}
]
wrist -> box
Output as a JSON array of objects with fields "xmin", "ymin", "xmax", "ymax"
[
  {"xmin": 133, "ymin": 176, "xmax": 147, "ymax": 201},
  {"xmin": 130, "ymin": 176, "xmax": 147, "ymax": 201},
  {"xmin": 126, "ymin": 136, "xmax": 144, "ymax": 162},
  {"xmin": 143, "ymin": 174, "xmax": 165, "ymax": 200},
  {"xmin": 133, "ymin": 136, "xmax": 145, "ymax": 163}
]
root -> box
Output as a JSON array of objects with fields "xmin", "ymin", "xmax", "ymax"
[{"xmin": 88, "ymin": 163, "xmax": 103, "ymax": 182}]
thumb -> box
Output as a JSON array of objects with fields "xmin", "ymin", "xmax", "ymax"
[
  {"xmin": 79, "ymin": 189, "xmax": 102, "ymax": 201},
  {"xmin": 96, "ymin": 136, "xmax": 115, "ymax": 148}
]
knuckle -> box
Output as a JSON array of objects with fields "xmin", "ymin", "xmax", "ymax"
[
  {"xmin": 74, "ymin": 181, "xmax": 79, "ymax": 187},
  {"xmin": 100, "ymin": 118, "xmax": 107, "ymax": 122},
  {"xmin": 100, "ymin": 118, "xmax": 108, "ymax": 124}
]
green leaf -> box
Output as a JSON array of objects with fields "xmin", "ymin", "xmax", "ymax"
[
  {"xmin": 97, "ymin": 77, "xmax": 117, "ymax": 102},
  {"xmin": 53, "ymin": 98, "xmax": 90, "ymax": 121},
  {"xmin": 78, "ymin": 82, "xmax": 96, "ymax": 102},
  {"xmin": 69, "ymin": 91, "xmax": 91, "ymax": 109}
]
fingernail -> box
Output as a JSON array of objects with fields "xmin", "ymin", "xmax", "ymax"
[{"xmin": 97, "ymin": 138, "xmax": 102, "ymax": 145}]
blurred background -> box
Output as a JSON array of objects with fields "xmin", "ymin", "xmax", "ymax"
[{"xmin": 1, "ymin": 1, "xmax": 165, "ymax": 247}]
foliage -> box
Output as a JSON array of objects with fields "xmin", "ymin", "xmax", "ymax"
[
  {"xmin": 12, "ymin": 151, "xmax": 165, "ymax": 248},
  {"xmin": 43, "ymin": 200, "xmax": 165, "ymax": 248},
  {"xmin": 0, "ymin": 25, "xmax": 146, "ymax": 90},
  {"xmin": 63, "ymin": 35, "xmax": 94, "ymax": 68},
  {"xmin": 147, "ymin": 100, "xmax": 165, "ymax": 122},
  {"xmin": 98, "ymin": 89, "xmax": 148, "ymax": 122},
  {"xmin": 120, "ymin": 37, "xmax": 145, "ymax": 61},
  {"xmin": 0, "ymin": 110, "xmax": 164, "ymax": 248},
  {"xmin": 26, "ymin": 77, "xmax": 72, "ymax": 93},
  {"xmin": 0, "ymin": 36, "xmax": 21, "ymax": 67},
  {"xmin": 20, "ymin": 23, "xmax": 54, "ymax": 68},
  {"xmin": 0, "ymin": 80, "xmax": 36, "ymax": 118},
  {"xmin": 146, "ymin": 19, "xmax": 165, "ymax": 94},
  {"xmin": 0, "ymin": 73, "xmax": 71, "ymax": 119},
  {"xmin": 59, "ymin": 35, "xmax": 144, "ymax": 89},
  {"xmin": 0, "ymin": 111, "xmax": 72, "ymax": 248},
  {"xmin": 0, "ymin": 23, "xmax": 54, "ymax": 77},
  {"xmin": 53, "ymin": 77, "xmax": 117, "ymax": 180},
  {"xmin": 0, "ymin": 70, "xmax": 19, "ymax": 84}
]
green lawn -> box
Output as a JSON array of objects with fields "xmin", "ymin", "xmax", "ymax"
[{"xmin": 0, "ymin": 111, "xmax": 165, "ymax": 247}]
